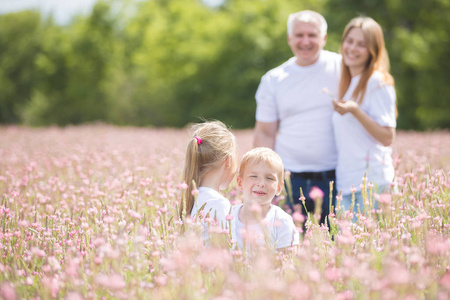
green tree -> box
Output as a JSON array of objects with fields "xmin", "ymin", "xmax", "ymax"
[
  {"xmin": 123, "ymin": 0, "xmax": 328, "ymax": 127},
  {"xmin": 23, "ymin": 1, "xmax": 116, "ymax": 125},
  {"xmin": 0, "ymin": 11, "xmax": 42, "ymax": 123}
]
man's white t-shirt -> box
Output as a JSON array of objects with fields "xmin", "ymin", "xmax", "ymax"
[
  {"xmin": 255, "ymin": 51, "xmax": 341, "ymax": 172},
  {"xmin": 190, "ymin": 187, "xmax": 231, "ymax": 242},
  {"xmin": 332, "ymin": 71, "xmax": 396, "ymax": 195},
  {"xmin": 230, "ymin": 204, "xmax": 300, "ymax": 250}
]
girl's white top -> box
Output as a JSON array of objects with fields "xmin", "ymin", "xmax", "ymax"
[
  {"xmin": 230, "ymin": 204, "xmax": 299, "ymax": 250},
  {"xmin": 332, "ymin": 71, "xmax": 396, "ymax": 195},
  {"xmin": 190, "ymin": 187, "xmax": 231, "ymax": 242}
]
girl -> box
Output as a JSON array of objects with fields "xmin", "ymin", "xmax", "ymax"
[
  {"xmin": 180, "ymin": 120, "xmax": 238, "ymax": 242},
  {"xmin": 332, "ymin": 17, "xmax": 397, "ymax": 222}
]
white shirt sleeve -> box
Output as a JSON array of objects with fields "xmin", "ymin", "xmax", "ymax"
[
  {"xmin": 367, "ymin": 83, "xmax": 397, "ymax": 128},
  {"xmin": 255, "ymin": 73, "xmax": 279, "ymax": 123},
  {"xmin": 274, "ymin": 212, "xmax": 300, "ymax": 249}
]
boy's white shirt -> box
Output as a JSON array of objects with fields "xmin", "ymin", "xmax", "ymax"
[
  {"xmin": 230, "ymin": 204, "xmax": 299, "ymax": 250},
  {"xmin": 190, "ymin": 187, "xmax": 231, "ymax": 242}
]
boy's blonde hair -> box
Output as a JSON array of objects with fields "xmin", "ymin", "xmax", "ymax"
[
  {"xmin": 180, "ymin": 120, "xmax": 238, "ymax": 217},
  {"xmin": 238, "ymin": 147, "xmax": 284, "ymax": 183}
]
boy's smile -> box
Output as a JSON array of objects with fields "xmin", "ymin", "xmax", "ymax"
[{"xmin": 253, "ymin": 190, "xmax": 267, "ymax": 196}]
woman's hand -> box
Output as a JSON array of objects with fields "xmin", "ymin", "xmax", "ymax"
[
  {"xmin": 333, "ymin": 99, "xmax": 395, "ymax": 146},
  {"xmin": 333, "ymin": 99, "xmax": 359, "ymax": 115}
]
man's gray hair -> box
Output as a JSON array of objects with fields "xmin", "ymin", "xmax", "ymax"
[{"xmin": 287, "ymin": 10, "xmax": 327, "ymax": 38}]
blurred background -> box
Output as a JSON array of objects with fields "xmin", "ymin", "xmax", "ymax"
[{"xmin": 0, "ymin": 0, "xmax": 448, "ymax": 130}]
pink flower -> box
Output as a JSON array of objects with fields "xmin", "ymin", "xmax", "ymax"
[
  {"xmin": 42, "ymin": 276, "xmax": 59, "ymax": 298},
  {"xmin": 378, "ymin": 193, "xmax": 392, "ymax": 205},
  {"xmin": 225, "ymin": 214, "xmax": 234, "ymax": 221},
  {"xmin": 321, "ymin": 87, "xmax": 334, "ymax": 99},
  {"xmin": 107, "ymin": 273, "xmax": 127, "ymax": 290},
  {"xmin": 31, "ymin": 247, "xmax": 46, "ymax": 258},
  {"xmin": 65, "ymin": 292, "xmax": 84, "ymax": 300},
  {"xmin": 288, "ymin": 280, "xmax": 311, "ymax": 300},
  {"xmin": 204, "ymin": 217, "xmax": 215, "ymax": 225},
  {"xmin": 292, "ymin": 212, "xmax": 305, "ymax": 223},
  {"xmin": 0, "ymin": 282, "xmax": 16, "ymax": 300},
  {"xmin": 325, "ymin": 267, "xmax": 341, "ymax": 282},
  {"xmin": 153, "ymin": 275, "xmax": 167, "ymax": 286},
  {"xmin": 250, "ymin": 203, "xmax": 262, "ymax": 214},
  {"xmin": 309, "ymin": 186, "xmax": 324, "ymax": 200},
  {"xmin": 273, "ymin": 219, "xmax": 282, "ymax": 227},
  {"xmin": 386, "ymin": 264, "xmax": 409, "ymax": 285},
  {"xmin": 178, "ymin": 182, "xmax": 189, "ymax": 190},
  {"xmin": 103, "ymin": 216, "xmax": 114, "ymax": 224},
  {"xmin": 336, "ymin": 290, "xmax": 354, "ymax": 300},
  {"xmin": 197, "ymin": 248, "xmax": 231, "ymax": 271},
  {"xmin": 95, "ymin": 273, "xmax": 126, "ymax": 290},
  {"xmin": 308, "ymin": 270, "xmax": 321, "ymax": 283}
]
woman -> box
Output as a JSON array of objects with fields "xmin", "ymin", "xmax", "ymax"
[{"xmin": 332, "ymin": 17, "xmax": 396, "ymax": 221}]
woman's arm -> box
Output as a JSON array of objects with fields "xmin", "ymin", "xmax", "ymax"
[{"xmin": 333, "ymin": 99, "xmax": 395, "ymax": 146}]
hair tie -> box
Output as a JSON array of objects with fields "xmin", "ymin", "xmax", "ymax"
[{"xmin": 194, "ymin": 136, "xmax": 202, "ymax": 145}]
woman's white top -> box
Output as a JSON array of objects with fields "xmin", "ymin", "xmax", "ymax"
[
  {"xmin": 230, "ymin": 204, "xmax": 299, "ymax": 250},
  {"xmin": 190, "ymin": 187, "xmax": 231, "ymax": 242},
  {"xmin": 332, "ymin": 71, "xmax": 396, "ymax": 195}
]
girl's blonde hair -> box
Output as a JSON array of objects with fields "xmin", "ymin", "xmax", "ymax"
[
  {"xmin": 180, "ymin": 120, "xmax": 238, "ymax": 218},
  {"xmin": 338, "ymin": 16, "xmax": 394, "ymax": 104}
]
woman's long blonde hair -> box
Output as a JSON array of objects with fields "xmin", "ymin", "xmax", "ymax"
[
  {"xmin": 338, "ymin": 17, "xmax": 394, "ymax": 103},
  {"xmin": 179, "ymin": 120, "xmax": 238, "ymax": 219}
]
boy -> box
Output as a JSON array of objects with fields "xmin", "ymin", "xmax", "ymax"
[{"xmin": 230, "ymin": 147, "xmax": 299, "ymax": 251}]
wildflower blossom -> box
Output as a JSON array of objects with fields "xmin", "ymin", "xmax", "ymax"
[
  {"xmin": 309, "ymin": 186, "xmax": 324, "ymax": 200},
  {"xmin": 292, "ymin": 212, "xmax": 305, "ymax": 223}
]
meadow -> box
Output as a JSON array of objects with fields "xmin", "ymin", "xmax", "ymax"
[{"xmin": 0, "ymin": 125, "xmax": 449, "ymax": 299}]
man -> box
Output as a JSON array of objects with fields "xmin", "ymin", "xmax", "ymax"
[{"xmin": 253, "ymin": 10, "xmax": 341, "ymax": 226}]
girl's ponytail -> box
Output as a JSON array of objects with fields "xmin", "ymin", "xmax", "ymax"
[{"xmin": 180, "ymin": 138, "xmax": 201, "ymax": 218}]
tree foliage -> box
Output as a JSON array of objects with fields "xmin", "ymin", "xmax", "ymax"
[
  {"xmin": 0, "ymin": 11, "xmax": 42, "ymax": 123},
  {"xmin": 0, "ymin": 0, "xmax": 448, "ymax": 129}
]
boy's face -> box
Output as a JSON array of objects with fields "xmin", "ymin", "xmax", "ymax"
[{"xmin": 237, "ymin": 161, "xmax": 283, "ymax": 207}]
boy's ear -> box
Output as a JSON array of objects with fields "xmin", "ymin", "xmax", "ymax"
[
  {"xmin": 236, "ymin": 176, "xmax": 243, "ymax": 190},
  {"xmin": 275, "ymin": 181, "xmax": 284, "ymax": 196}
]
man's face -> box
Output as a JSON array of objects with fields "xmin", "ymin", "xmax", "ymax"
[
  {"xmin": 237, "ymin": 162, "xmax": 283, "ymax": 207},
  {"xmin": 288, "ymin": 20, "xmax": 326, "ymax": 67}
]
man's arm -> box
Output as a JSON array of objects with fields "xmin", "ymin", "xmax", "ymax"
[{"xmin": 253, "ymin": 121, "xmax": 278, "ymax": 149}]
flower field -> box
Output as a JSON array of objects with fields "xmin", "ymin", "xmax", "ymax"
[{"xmin": 0, "ymin": 125, "xmax": 449, "ymax": 299}]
